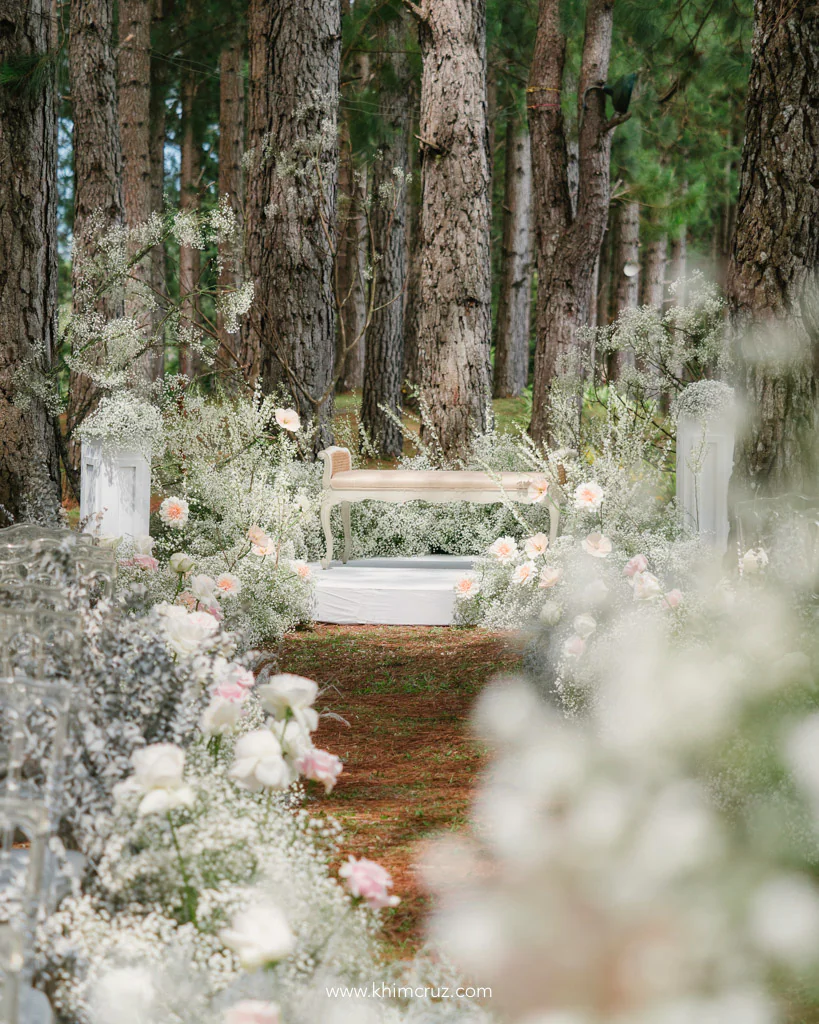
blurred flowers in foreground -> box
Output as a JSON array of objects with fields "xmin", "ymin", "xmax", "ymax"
[{"xmin": 425, "ymin": 556, "xmax": 819, "ymax": 1024}]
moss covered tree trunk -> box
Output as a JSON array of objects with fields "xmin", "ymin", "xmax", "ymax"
[
  {"xmin": 412, "ymin": 0, "xmax": 492, "ymax": 456},
  {"xmin": 0, "ymin": 0, "xmax": 62, "ymax": 524},
  {"xmin": 216, "ymin": 37, "xmax": 245, "ymax": 370},
  {"xmin": 727, "ymin": 0, "xmax": 819, "ymax": 496}
]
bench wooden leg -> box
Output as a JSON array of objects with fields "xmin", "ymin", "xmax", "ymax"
[
  {"xmin": 320, "ymin": 499, "xmax": 334, "ymax": 569},
  {"xmin": 341, "ymin": 501, "xmax": 351, "ymax": 564}
]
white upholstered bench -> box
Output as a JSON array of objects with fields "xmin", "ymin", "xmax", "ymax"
[{"xmin": 318, "ymin": 446, "xmax": 559, "ymax": 569}]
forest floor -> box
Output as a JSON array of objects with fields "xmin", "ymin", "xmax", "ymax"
[{"xmin": 277, "ymin": 624, "xmax": 524, "ymax": 958}]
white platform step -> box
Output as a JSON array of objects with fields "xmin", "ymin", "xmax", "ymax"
[{"xmin": 310, "ymin": 555, "xmax": 475, "ymax": 625}]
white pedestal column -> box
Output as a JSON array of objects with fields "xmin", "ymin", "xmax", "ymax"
[
  {"xmin": 79, "ymin": 440, "xmax": 151, "ymax": 539},
  {"xmin": 676, "ymin": 409, "xmax": 735, "ymax": 550}
]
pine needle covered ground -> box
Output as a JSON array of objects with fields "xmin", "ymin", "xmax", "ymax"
[{"xmin": 278, "ymin": 625, "xmax": 524, "ymax": 957}]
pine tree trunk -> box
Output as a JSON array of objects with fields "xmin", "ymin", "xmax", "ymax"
[
  {"xmin": 361, "ymin": 26, "xmax": 410, "ymax": 458},
  {"xmin": 613, "ymin": 200, "xmax": 640, "ymax": 314},
  {"xmin": 596, "ymin": 221, "xmax": 611, "ymax": 328},
  {"xmin": 493, "ymin": 119, "xmax": 532, "ymax": 398},
  {"xmin": 335, "ymin": 142, "xmax": 367, "ymax": 392},
  {"xmin": 413, "ymin": 0, "xmax": 492, "ymax": 456},
  {"xmin": 727, "ymin": 0, "xmax": 819, "ymax": 496},
  {"xmin": 178, "ymin": 44, "xmax": 201, "ymax": 378},
  {"xmin": 402, "ymin": 128, "xmax": 422, "ymax": 405},
  {"xmin": 117, "ymin": 0, "xmax": 153, "ymax": 346},
  {"xmin": 528, "ymin": 0, "xmax": 619, "ymax": 444},
  {"xmin": 0, "ymin": 0, "xmax": 62, "ymax": 524},
  {"xmin": 243, "ymin": 0, "xmax": 340, "ymax": 444},
  {"xmin": 66, "ymin": 0, "xmax": 124, "ymax": 493},
  {"xmin": 642, "ymin": 233, "xmax": 667, "ymax": 309},
  {"xmin": 148, "ymin": 44, "xmax": 167, "ymax": 377},
  {"xmin": 217, "ymin": 37, "xmax": 245, "ymax": 370},
  {"xmin": 668, "ymin": 224, "xmax": 687, "ymax": 304}
]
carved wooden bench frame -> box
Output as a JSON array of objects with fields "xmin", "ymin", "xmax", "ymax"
[{"xmin": 318, "ymin": 446, "xmax": 559, "ymax": 570}]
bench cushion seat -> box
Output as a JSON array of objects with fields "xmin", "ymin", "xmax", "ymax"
[{"xmin": 328, "ymin": 470, "xmax": 540, "ymax": 493}]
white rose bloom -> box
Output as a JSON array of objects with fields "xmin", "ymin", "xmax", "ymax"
[
  {"xmin": 220, "ymin": 902, "xmax": 295, "ymax": 970},
  {"xmin": 114, "ymin": 743, "xmax": 196, "ymax": 817},
  {"xmin": 132, "ymin": 535, "xmax": 155, "ymax": 556},
  {"xmin": 256, "ymin": 673, "xmax": 319, "ymax": 727},
  {"xmin": 540, "ymin": 600, "xmax": 563, "ymax": 625},
  {"xmin": 91, "ymin": 966, "xmax": 156, "ymax": 1024},
  {"xmin": 201, "ymin": 697, "xmax": 243, "ymax": 737},
  {"xmin": 573, "ymin": 613, "xmax": 597, "ymax": 638},
  {"xmin": 274, "ymin": 408, "xmax": 301, "ymax": 432},
  {"xmin": 277, "ymin": 718, "xmax": 314, "ymax": 762},
  {"xmin": 741, "ymin": 547, "xmax": 769, "ymax": 574},
  {"xmin": 487, "ymin": 536, "xmax": 518, "ymax": 563},
  {"xmin": 161, "ymin": 607, "xmax": 219, "ymax": 658},
  {"xmin": 632, "ymin": 571, "xmax": 663, "ymax": 601},
  {"xmin": 169, "ymin": 552, "xmax": 196, "ymax": 574},
  {"xmin": 190, "ymin": 573, "xmax": 219, "ymax": 606},
  {"xmin": 573, "ymin": 481, "xmax": 604, "ymax": 509},
  {"xmin": 229, "ymin": 730, "xmax": 291, "ymax": 792},
  {"xmin": 581, "ymin": 532, "xmax": 612, "ymax": 558}
]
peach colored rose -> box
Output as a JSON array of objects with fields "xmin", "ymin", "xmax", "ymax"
[
  {"xmin": 524, "ymin": 533, "xmax": 550, "ymax": 558},
  {"xmin": 455, "ymin": 575, "xmax": 479, "ymax": 596},
  {"xmin": 290, "ymin": 560, "xmax": 311, "ymax": 580},
  {"xmin": 216, "ymin": 573, "xmax": 242, "ymax": 596},
  {"xmin": 159, "ymin": 496, "xmax": 189, "ymax": 528},
  {"xmin": 511, "ymin": 561, "xmax": 537, "ymax": 586},
  {"xmin": 539, "ymin": 565, "xmax": 562, "ymax": 589},
  {"xmin": 573, "ymin": 481, "xmax": 604, "ymax": 510},
  {"xmin": 527, "ymin": 476, "xmax": 551, "ymax": 503},
  {"xmin": 488, "ymin": 537, "xmax": 518, "ymax": 563},
  {"xmin": 581, "ymin": 532, "xmax": 612, "ymax": 558}
]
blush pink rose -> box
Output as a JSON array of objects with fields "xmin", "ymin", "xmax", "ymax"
[
  {"xmin": 563, "ymin": 634, "xmax": 586, "ymax": 659},
  {"xmin": 224, "ymin": 1001, "xmax": 281, "ymax": 1024},
  {"xmin": 213, "ymin": 679, "xmax": 249, "ymax": 703},
  {"xmin": 339, "ymin": 856, "xmax": 400, "ymax": 909},
  {"xmin": 296, "ymin": 748, "xmax": 343, "ymax": 793},
  {"xmin": 663, "ymin": 589, "xmax": 683, "ymax": 610},
  {"xmin": 623, "ymin": 554, "xmax": 649, "ymax": 578},
  {"xmin": 131, "ymin": 555, "xmax": 159, "ymax": 571}
]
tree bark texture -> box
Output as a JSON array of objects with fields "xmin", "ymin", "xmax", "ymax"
[
  {"xmin": 335, "ymin": 144, "xmax": 367, "ymax": 391},
  {"xmin": 216, "ymin": 38, "xmax": 245, "ymax": 370},
  {"xmin": 413, "ymin": 0, "xmax": 493, "ymax": 456},
  {"xmin": 613, "ymin": 200, "xmax": 639, "ymax": 313},
  {"xmin": 727, "ymin": 0, "xmax": 819, "ymax": 496},
  {"xmin": 0, "ymin": 0, "xmax": 62, "ymax": 524},
  {"xmin": 641, "ymin": 232, "xmax": 667, "ymax": 309},
  {"xmin": 361, "ymin": 26, "xmax": 410, "ymax": 457},
  {"xmin": 528, "ymin": 0, "xmax": 619, "ymax": 444},
  {"xmin": 668, "ymin": 223, "xmax": 687, "ymax": 305},
  {"xmin": 117, "ymin": 0, "xmax": 154, "ymax": 368},
  {"xmin": 148, "ymin": 44, "xmax": 167, "ymax": 377},
  {"xmin": 493, "ymin": 119, "xmax": 532, "ymax": 398},
  {"xmin": 178, "ymin": 21, "xmax": 201, "ymax": 378},
  {"xmin": 66, "ymin": 0, "xmax": 124, "ymax": 489},
  {"xmin": 596, "ymin": 221, "xmax": 611, "ymax": 328},
  {"xmin": 243, "ymin": 0, "xmax": 340, "ymax": 444}
]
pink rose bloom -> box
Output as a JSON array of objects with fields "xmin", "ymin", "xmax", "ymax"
[
  {"xmin": 663, "ymin": 589, "xmax": 683, "ymax": 610},
  {"xmin": 247, "ymin": 525, "xmax": 267, "ymax": 547},
  {"xmin": 563, "ymin": 634, "xmax": 586, "ymax": 659},
  {"xmin": 339, "ymin": 856, "xmax": 400, "ymax": 909},
  {"xmin": 177, "ymin": 591, "xmax": 197, "ymax": 612},
  {"xmin": 217, "ymin": 663, "xmax": 255, "ymax": 691},
  {"xmin": 538, "ymin": 565, "xmax": 562, "ymax": 589},
  {"xmin": 296, "ymin": 748, "xmax": 343, "ymax": 793},
  {"xmin": 275, "ymin": 408, "xmax": 301, "ymax": 432},
  {"xmin": 573, "ymin": 481, "xmax": 604, "ymax": 510},
  {"xmin": 224, "ymin": 1001, "xmax": 281, "ymax": 1024},
  {"xmin": 623, "ymin": 554, "xmax": 649, "ymax": 578},
  {"xmin": 133, "ymin": 555, "xmax": 160, "ymax": 571},
  {"xmin": 213, "ymin": 678, "xmax": 248, "ymax": 703}
]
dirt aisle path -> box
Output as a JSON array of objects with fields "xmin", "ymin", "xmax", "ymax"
[{"xmin": 278, "ymin": 625, "xmax": 522, "ymax": 956}]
